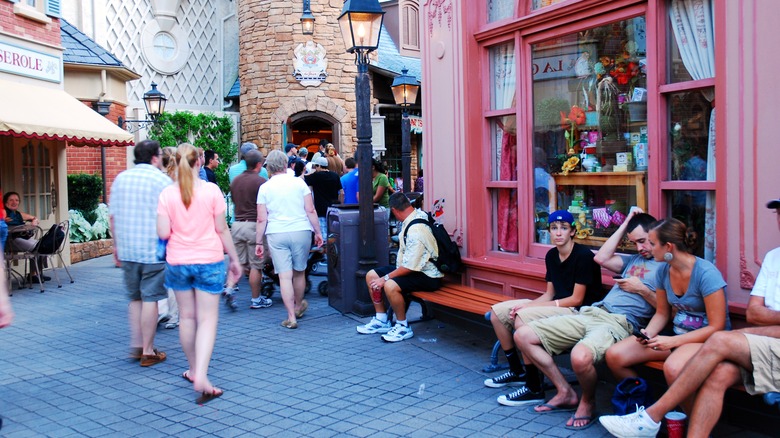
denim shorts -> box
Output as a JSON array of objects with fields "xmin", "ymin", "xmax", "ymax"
[{"xmin": 164, "ymin": 261, "xmax": 226, "ymax": 294}]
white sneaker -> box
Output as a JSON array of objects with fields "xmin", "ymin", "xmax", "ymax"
[
  {"xmin": 599, "ymin": 407, "xmax": 661, "ymax": 438},
  {"xmin": 381, "ymin": 324, "xmax": 413, "ymax": 342},
  {"xmin": 356, "ymin": 317, "xmax": 392, "ymax": 334}
]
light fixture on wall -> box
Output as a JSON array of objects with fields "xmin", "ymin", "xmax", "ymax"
[
  {"xmin": 300, "ymin": 0, "xmax": 315, "ymax": 35},
  {"xmin": 338, "ymin": 0, "xmax": 385, "ymax": 316},
  {"xmin": 391, "ymin": 67, "xmax": 419, "ymax": 193},
  {"xmin": 118, "ymin": 82, "xmax": 168, "ymax": 133}
]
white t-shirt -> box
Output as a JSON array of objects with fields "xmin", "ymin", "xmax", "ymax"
[
  {"xmin": 257, "ymin": 173, "xmax": 313, "ymax": 235},
  {"xmin": 751, "ymin": 246, "xmax": 780, "ymax": 311}
]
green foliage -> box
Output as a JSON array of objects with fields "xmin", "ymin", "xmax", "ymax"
[
  {"xmin": 148, "ymin": 111, "xmax": 237, "ymax": 193},
  {"xmin": 67, "ymin": 173, "xmax": 103, "ymax": 217},
  {"xmin": 69, "ymin": 204, "xmax": 111, "ymax": 243},
  {"xmin": 535, "ymin": 98, "xmax": 570, "ymax": 129}
]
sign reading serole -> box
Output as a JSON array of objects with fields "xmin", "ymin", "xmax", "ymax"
[
  {"xmin": 409, "ymin": 115, "xmax": 423, "ymax": 134},
  {"xmin": 0, "ymin": 41, "xmax": 61, "ymax": 83}
]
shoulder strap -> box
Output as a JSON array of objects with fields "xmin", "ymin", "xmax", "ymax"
[{"xmin": 402, "ymin": 218, "xmax": 431, "ymax": 244}]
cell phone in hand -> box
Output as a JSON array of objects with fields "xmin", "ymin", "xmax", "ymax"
[
  {"xmin": 613, "ymin": 275, "xmax": 623, "ymax": 280},
  {"xmin": 632, "ymin": 328, "xmax": 650, "ymax": 341}
]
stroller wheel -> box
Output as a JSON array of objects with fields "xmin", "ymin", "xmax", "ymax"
[
  {"xmin": 304, "ymin": 279, "xmax": 312, "ymax": 295},
  {"xmin": 318, "ymin": 281, "xmax": 328, "ymax": 296}
]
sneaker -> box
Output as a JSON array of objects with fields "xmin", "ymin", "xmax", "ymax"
[
  {"xmin": 164, "ymin": 321, "xmax": 179, "ymax": 329},
  {"xmin": 356, "ymin": 317, "xmax": 392, "ymax": 334},
  {"xmin": 249, "ymin": 297, "xmax": 273, "ymax": 309},
  {"xmin": 225, "ymin": 293, "xmax": 238, "ymax": 311},
  {"xmin": 599, "ymin": 406, "xmax": 661, "ymax": 438},
  {"xmin": 497, "ymin": 385, "xmax": 545, "ymax": 406},
  {"xmin": 157, "ymin": 313, "xmax": 170, "ymax": 324},
  {"xmin": 484, "ymin": 370, "xmax": 525, "ymax": 388},
  {"xmin": 381, "ymin": 324, "xmax": 414, "ymax": 342}
]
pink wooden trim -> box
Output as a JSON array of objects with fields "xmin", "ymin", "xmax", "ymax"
[
  {"xmin": 713, "ymin": 0, "xmax": 729, "ymax": 276},
  {"xmin": 658, "ymin": 78, "xmax": 716, "ymax": 94}
]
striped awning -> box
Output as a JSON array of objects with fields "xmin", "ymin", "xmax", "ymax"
[{"xmin": 0, "ymin": 78, "xmax": 133, "ymax": 146}]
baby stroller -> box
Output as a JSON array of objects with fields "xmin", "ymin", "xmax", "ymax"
[{"xmin": 261, "ymin": 245, "xmax": 328, "ymax": 298}]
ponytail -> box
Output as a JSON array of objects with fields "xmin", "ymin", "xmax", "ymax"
[{"xmin": 175, "ymin": 143, "xmax": 198, "ymax": 209}]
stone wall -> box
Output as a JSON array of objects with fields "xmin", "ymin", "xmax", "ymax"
[
  {"xmin": 70, "ymin": 239, "xmax": 113, "ymax": 264},
  {"xmin": 238, "ymin": 0, "xmax": 377, "ymax": 157}
]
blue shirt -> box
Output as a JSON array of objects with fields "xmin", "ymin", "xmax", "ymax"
[
  {"xmin": 340, "ymin": 169, "xmax": 359, "ymax": 204},
  {"xmin": 228, "ymin": 160, "xmax": 269, "ymax": 183},
  {"xmin": 109, "ymin": 164, "xmax": 172, "ymax": 263}
]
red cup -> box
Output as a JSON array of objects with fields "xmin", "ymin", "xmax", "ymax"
[{"xmin": 665, "ymin": 411, "xmax": 687, "ymax": 438}]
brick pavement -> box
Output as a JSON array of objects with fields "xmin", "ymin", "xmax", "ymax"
[{"xmin": 0, "ymin": 256, "xmax": 771, "ymax": 437}]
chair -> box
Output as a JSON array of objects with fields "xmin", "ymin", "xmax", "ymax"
[
  {"xmin": 31, "ymin": 221, "xmax": 73, "ymax": 289},
  {"xmin": 5, "ymin": 224, "xmax": 43, "ymax": 293}
]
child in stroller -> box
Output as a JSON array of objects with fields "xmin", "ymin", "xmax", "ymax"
[{"xmin": 261, "ymin": 245, "xmax": 328, "ymax": 298}]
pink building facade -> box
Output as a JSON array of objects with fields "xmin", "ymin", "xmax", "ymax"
[{"xmin": 420, "ymin": 0, "xmax": 780, "ymax": 310}]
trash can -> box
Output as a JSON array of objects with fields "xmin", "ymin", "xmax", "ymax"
[{"xmin": 326, "ymin": 205, "xmax": 389, "ymax": 314}]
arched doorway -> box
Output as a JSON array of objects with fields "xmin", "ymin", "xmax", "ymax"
[{"xmin": 287, "ymin": 111, "xmax": 341, "ymax": 159}]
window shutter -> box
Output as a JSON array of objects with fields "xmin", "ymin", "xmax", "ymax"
[
  {"xmin": 46, "ymin": 0, "xmax": 60, "ymax": 17},
  {"xmin": 8, "ymin": 0, "xmax": 20, "ymax": 4}
]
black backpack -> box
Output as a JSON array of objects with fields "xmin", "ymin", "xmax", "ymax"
[
  {"xmin": 402, "ymin": 212, "xmax": 462, "ymax": 274},
  {"xmin": 38, "ymin": 224, "xmax": 65, "ymax": 254}
]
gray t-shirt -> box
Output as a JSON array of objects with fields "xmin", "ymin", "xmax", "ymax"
[
  {"xmin": 596, "ymin": 254, "xmax": 663, "ymax": 330},
  {"xmin": 655, "ymin": 257, "xmax": 730, "ymax": 334}
]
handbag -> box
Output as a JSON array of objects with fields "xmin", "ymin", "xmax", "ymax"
[{"xmin": 611, "ymin": 377, "xmax": 654, "ymax": 415}]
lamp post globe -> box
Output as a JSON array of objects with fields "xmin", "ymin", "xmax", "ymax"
[
  {"xmin": 339, "ymin": 0, "xmax": 385, "ymax": 316},
  {"xmin": 391, "ymin": 67, "xmax": 419, "ymax": 193},
  {"xmin": 300, "ymin": 0, "xmax": 315, "ymax": 35}
]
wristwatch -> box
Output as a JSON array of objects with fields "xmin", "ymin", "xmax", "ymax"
[{"xmin": 383, "ymin": 274, "xmax": 390, "ymax": 281}]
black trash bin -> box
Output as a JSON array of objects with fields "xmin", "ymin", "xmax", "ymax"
[{"xmin": 326, "ymin": 205, "xmax": 389, "ymax": 314}]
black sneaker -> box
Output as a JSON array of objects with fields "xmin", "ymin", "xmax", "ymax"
[
  {"xmin": 484, "ymin": 370, "xmax": 525, "ymax": 388},
  {"xmin": 497, "ymin": 385, "xmax": 544, "ymax": 406}
]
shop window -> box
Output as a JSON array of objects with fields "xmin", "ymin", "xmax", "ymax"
[
  {"xmin": 487, "ymin": 0, "xmax": 515, "ymax": 23},
  {"xmin": 12, "ymin": 0, "xmax": 52, "ymax": 23},
  {"xmin": 531, "ymin": 16, "xmax": 648, "ymax": 250},
  {"xmin": 402, "ymin": 4, "xmax": 420, "ymax": 51},
  {"xmin": 662, "ymin": 0, "xmax": 716, "ymax": 261},
  {"xmin": 21, "ymin": 141, "xmax": 54, "ymax": 220},
  {"xmin": 486, "ymin": 41, "xmax": 518, "ymax": 252},
  {"xmin": 531, "ymin": 0, "xmax": 569, "ymax": 11}
]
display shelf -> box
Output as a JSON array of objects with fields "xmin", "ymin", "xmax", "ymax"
[{"xmin": 552, "ymin": 171, "xmax": 647, "ymax": 211}]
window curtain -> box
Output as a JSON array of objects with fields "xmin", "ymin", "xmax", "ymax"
[
  {"xmin": 495, "ymin": 44, "xmax": 517, "ymax": 252},
  {"xmin": 670, "ymin": 0, "xmax": 716, "ymax": 261}
]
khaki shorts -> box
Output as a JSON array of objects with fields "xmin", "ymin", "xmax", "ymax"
[
  {"xmin": 741, "ymin": 333, "xmax": 780, "ymax": 395},
  {"xmin": 491, "ymin": 299, "xmax": 576, "ymax": 332},
  {"xmin": 528, "ymin": 306, "xmax": 632, "ymax": 362},
  {"xmin": 231, "ymin": 221, "xmax": 263, "ymax": 270}
]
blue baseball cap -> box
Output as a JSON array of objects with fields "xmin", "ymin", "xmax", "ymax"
[{"xmin": 548, "ymin": 210, "xmax": 574, "ymax": 226}]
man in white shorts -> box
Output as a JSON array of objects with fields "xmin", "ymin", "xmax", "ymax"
[{"xmin": 600, "ymin": 196, "xmax": 780, "ymax": 438}]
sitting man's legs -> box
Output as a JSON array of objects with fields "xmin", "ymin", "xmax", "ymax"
[
  {"xmin": 484, "ymin": 299, "xmax": 532, "ymax": 388},
  {"xmin": 600, "ymin": 330, "xmax": 766, "ymax": 438}
]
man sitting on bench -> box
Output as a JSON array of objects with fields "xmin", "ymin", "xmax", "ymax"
[
  {"xmin": 513, "ymin": 209, "xmax": 661, "ymax": 430},
  {"xmin": 356, "ymin": 192, "xmax": 443, "ymax": 343},
  {"xmin": 484, "ymin": 210, "xmax": 603, "ymax": 407},
  {"xmin": 600, "ymin": 196, "xmax": 780, "ymax": 438}
]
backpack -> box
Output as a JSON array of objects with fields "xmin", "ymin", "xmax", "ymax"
[
  {"xmin": 611, "ymin": 377, "xmax": 654, "ymax": 415},
  {"xmin": 38, "ymin": 224, "xmax": 65, "ymax": 254},
  {"xmin": 402, "ymin": 211, "xmax": 462, "ymax": 274}
]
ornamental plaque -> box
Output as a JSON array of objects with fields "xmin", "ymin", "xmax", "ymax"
[{"xmin": 293, "ymin": 41, "xmax": 328, "ymax": 87}]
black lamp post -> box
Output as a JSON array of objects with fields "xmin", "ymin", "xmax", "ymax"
[
  {"xmin": 118, "ymin": 82, "xmax": 168, "ymax": 132},
  {"xmin": 338, "ymin": 0, "xmax": 384, "ymax": 316},
  {"xmin": 391, "ymin": 67, "xmax": 419, "ymax": 193},
  {"xmin": 300, "ymin": 0, "xmax": 315, "ymax": 35}
]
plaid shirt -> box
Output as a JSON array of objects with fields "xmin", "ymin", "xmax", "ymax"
[{"xmin": 109, "ymin": 164, "xmax": 171, "ymax": 263}]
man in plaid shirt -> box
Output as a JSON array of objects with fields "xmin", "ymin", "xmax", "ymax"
[{"xmin": 109, "ymin": 139, "xmax": 171, "ymax": 367}]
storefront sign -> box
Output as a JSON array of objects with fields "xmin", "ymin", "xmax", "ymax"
[
  {"xmin": 293, "ymin": 41, "xmax": 328, "ymax": 87},
  {"xmin": 0, "ymin": 41, "xmax": 61, "ymax": 83},
  {"xmin": 531, "ymin": 52, "xmax": 580, "ymax": 81},
  {"xmin": 409, "ymin": 115, "xmax": 423, "ymax": 134}
]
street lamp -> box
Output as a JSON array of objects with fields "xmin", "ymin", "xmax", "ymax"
[
  {"xmin": 338, "ymin": 0, "xmax": 384, "ymax": 316},
  {"xmin": 391, "ymin": 67, "xmax": 419, "ymax": 193},
  {"xmin": 118, "ymin": 82, "xmax": 168, "ymax": 132},
  {"xmin": 300, "ymin": 0, "xmax": 315, "ymax": 35}
]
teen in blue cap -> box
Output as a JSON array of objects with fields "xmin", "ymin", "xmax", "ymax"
[{"xmin": 484, "ymin": 209, "xmax": 603, "ymax": 408}]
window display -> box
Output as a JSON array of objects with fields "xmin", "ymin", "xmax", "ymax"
[{"xmin": 531, "ymin": 17, "xmax": 648, "ymax": 249}]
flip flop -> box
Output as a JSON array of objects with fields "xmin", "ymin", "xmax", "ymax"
[
  {"xmin": 295, "ymin": 299, "xmax": 308, "ymax": 319},
  {"xmin": 528, "ymin": 403, "xmax": 578, "ymax": 414},
  {"xmin": 564, "ymin": 415, "xmax": 596, "ymax": 430},
  {"xmin": 181, "ymin": 371, "xmax": 194, "ymax": 383},
  {"xmin": 196, "ymin": 387, "xmax": 224, "ymax": 404}
]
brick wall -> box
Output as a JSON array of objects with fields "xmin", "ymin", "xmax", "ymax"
[
  {"xmin": 0, "ymin": 2, "xmax": 61, "ymax": 46},
  {"xmin": 67, "ymin": 101, "xmax": 130, "ymax": 201}
]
